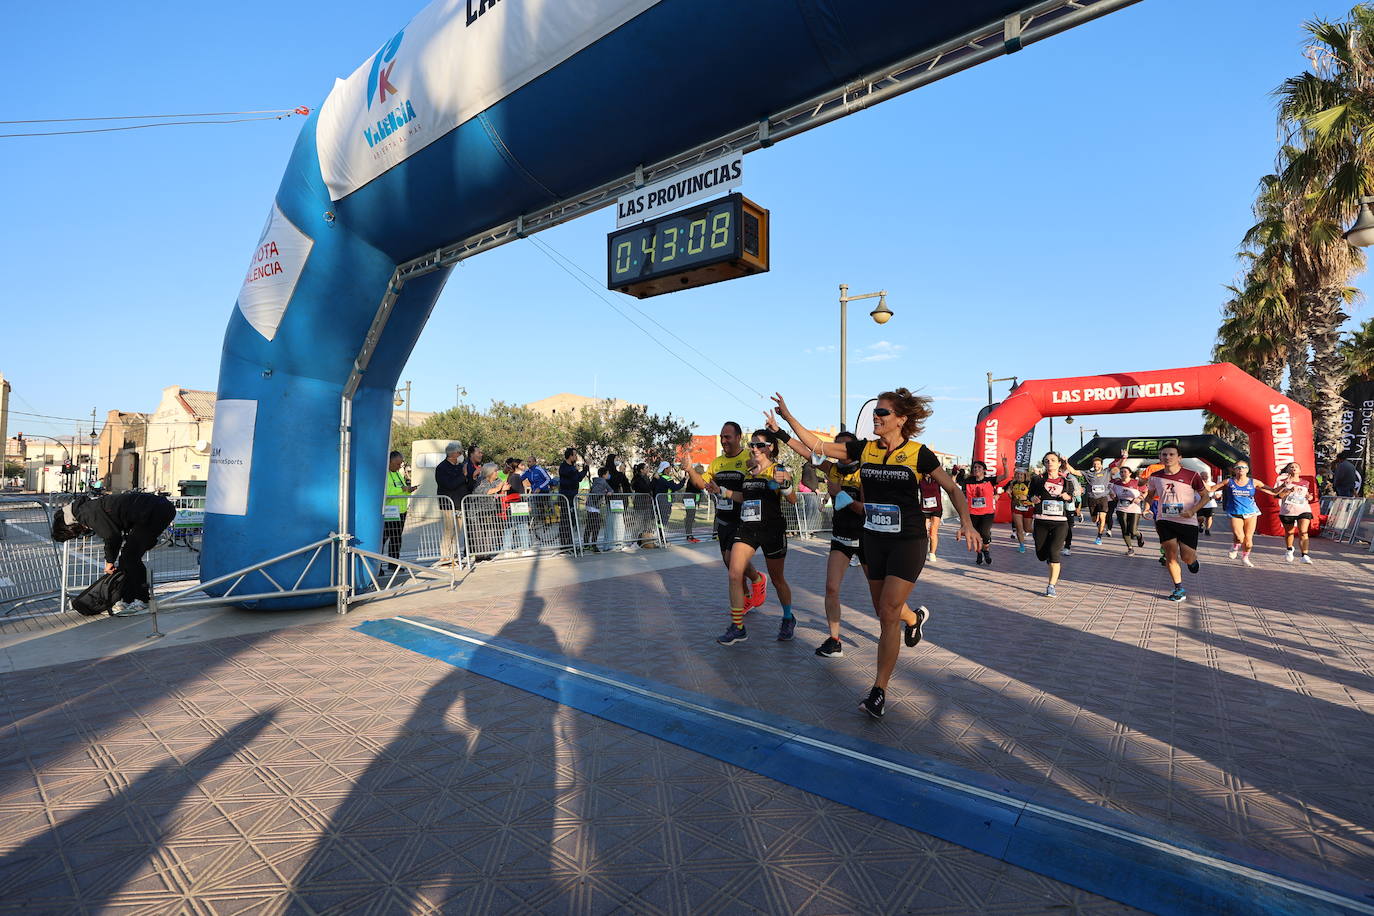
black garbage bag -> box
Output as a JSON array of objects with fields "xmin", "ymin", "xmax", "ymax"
[{"xmin": 70, "ymin": 572, "xmax": 125, "ymax": 616}]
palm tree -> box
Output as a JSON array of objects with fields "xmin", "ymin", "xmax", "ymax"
[
  {"xmin": 1276, "ymin": 7, "xmax": 1374, "ymax": 458},
  {"xmin": 1343, "ymin": 315, "xmax": 1374, "ymax": 379}
]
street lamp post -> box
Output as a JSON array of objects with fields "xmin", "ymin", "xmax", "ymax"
[
  {"xmin": 838, "ymin": 284, "xmax": 892, "ymax": 432},
  {"xmin": 985, "ymin": 373, "xmax": 1018, "ymax": 406},
  {"xmin": 1079, "ymin": 426, "xmax": 1100, "ymax": 449},
  {"xmin": 1344, "ymin": 195, "xmax": 1374, "ymax": 246},
  {"xmin": 394, "ymin": 381, "xmax": 412, "ymax": 428}
]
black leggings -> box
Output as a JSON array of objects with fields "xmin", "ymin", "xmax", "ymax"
[
  {"xmin": 1033, "ymin": 520, "xmax": 1069, "ymax": 564},
  {"xmin": 1116, "ymin": 512, "xmax": 1139, "ymax": 541},
  {"xmin": 971, "ymin": 513, "xmax": 994, "ymax": 548},
  {"xmin": 116, "ymin": 502, "xmax": 178, "ymax": 602}
]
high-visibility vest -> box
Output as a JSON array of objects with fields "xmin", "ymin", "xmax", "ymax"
[{"xmin": 384, "ymin": 470, "xmax": 408, "ymax": 519}]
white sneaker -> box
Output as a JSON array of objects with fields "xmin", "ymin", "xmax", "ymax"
[
  {"xmin": 520, "ymin": 550, "xmax": 537, "ymax": 557},
  {"xmin": 1285, "ymin": 549, "xmax": 1294, "ymax": 564},
  {"xmin": 848, "ymin": 555, "xmax": 860, "ymax": 568},
  {"xmin": 1241, "ymin": 555, "xmax": 1254, "ymax": 567},
  {"xmin": 1228, "ymin": 546, "xmax": 1239, "ymax": 560},
  {"xmin": 109, "ymin": 600, "xmax": 129, "ymax": 615},
  {"xmin": 927, "ymin": 554, "xmax": 938, "ymax": 564},
  {"xmin": 1300, "ymin": 554, "xmax": 1312, "ymax": 564},
  {"xmin": 111, "ymin": 600, "xmax": 146, "ymax": 617}
]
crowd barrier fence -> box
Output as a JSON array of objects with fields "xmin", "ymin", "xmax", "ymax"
[
  {"xmin": 0, "ymin": 498, "xmax": 63, "ymax": 627},
  {"xmin": 460, "ymin": 493, "xmax": 581, "ymax": 562},
  {"xmin": 1320, "ymin": 496, "xmax": 1374, "ymax": 550}
]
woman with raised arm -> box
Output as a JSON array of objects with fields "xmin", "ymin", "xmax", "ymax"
[
  {"xmin": 772, "ymin": 389, "xmax": 982, "ymax": 720},
  {"xmin": 767, "ymin": 414, "xmax": 926, "ymax": 659},
  {"xmin": 1205, "ymin": 460, "xmax": 1273, "ymax": 567}
]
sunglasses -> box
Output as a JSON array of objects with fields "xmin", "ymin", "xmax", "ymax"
[
  {"xmin": 1233, "ymin": 466, "xmax": 1248, "ymax": 471},
  {"xmin": 872, "ymin": 407, "xmax": 892, "ymax": 417},
  {"xmin": 748, "ymin": 442, "xmax": 771, "ymax": 450}
]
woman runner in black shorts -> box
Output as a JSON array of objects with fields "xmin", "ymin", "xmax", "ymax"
[
  {"xmin": 961, "ymin": 460, "xmax": 999, "ymax": 566},
  {"xmin": 769, "ymin": 419, "xmax": 926, "ymax": 659},
  {"xmin": 1030, "ymin": 451, "xmax": 1073, "ymax": 597},
  {"xmin": 772, "ymin": 389, "xmax": 982, "ymax": 720}
]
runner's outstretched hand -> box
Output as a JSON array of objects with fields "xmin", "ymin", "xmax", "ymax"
[
  {"xmin": 764, "ymin": 410, "xmax": 781, "ymax": 432},
  {"xmin": 957, "ymin": 521, "xmax": 984, "ymax": 553},
  {"xmin": 770, "ymin": 393, "xmax": 793, "ymax": 421}
]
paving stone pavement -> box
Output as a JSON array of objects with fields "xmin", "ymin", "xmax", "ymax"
[
  {"xmin": 0, "ymin": 623, "xmax": 1134, "ymax": 913},
  {"xmin": 0, "ymin": 524, "xmax": 1368, "ymax": 913}
]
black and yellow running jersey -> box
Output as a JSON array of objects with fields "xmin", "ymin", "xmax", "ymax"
[
  {"xmin": 843, "ymin": 438, "xmax": 941, "ymax": 538},
  {"xmin": 738, "ymin": 463, "xmax": 786, "ymax": 530},
  {"xmin": 826, "ymin": 462, "xmax": 863, "ymax": 539},
  {"xmin": 702, "ymin": 451, "xmax": 749, "ymax": 527}
]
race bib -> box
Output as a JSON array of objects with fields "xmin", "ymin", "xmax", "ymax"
[
  {"xmin": 609, "ymin": 500, "xmax": 624, "ymax": 513},
  {"xmin": 741, "ymin": 499, "xmax": 762, "ymax": 523},
  {"xmin": 1040, "ymin": 500, "xmax": 1064, "ymax": 518},
  {"xmin": 922, "ymin": 496, "xmax": 938, "ymax": 510},
  {"xmin": 682, "ymin": 497, "xmax": 695, "ymax": 509},
  {"xmin": 1092, "ymin": 485, "xmax": 1107, "ymax": 495},
  {"xmin": 1162, "ymin": 502, "xmax": 1183, "ymax": 517},
  {"xmin": 971, "ymin": 497, "xmax": 986, "ymax": 509},
  {"xmin": 864, "ymin": 502, "xmax": 901, "ymax": 533},
  {"xmin": 382, "ymin": 505, "xmax": 401, "ymax": 520},
  {"xmin": 509, "ymin": 502, "xmax": 531, "ymax": 517},
  {"xmin": 716, "ymin": 496, "xmax": 733, "ymax": 512}
]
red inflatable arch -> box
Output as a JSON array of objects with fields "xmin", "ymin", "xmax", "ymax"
[{"xmin": 972, "ymin": 364, "xmax": 1316, "ymax": 537}]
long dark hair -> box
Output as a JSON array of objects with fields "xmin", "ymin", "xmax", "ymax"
[{"xmin": 749, "ymin": 428, "xmax": 779, "ymax": 461}]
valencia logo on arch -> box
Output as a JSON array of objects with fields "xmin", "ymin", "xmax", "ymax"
[{"xmin": 362, "ymin": 29, "xmax": 420, "ymax": 149}]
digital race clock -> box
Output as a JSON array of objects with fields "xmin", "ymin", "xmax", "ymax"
[{"xmin": 607, "ymin": 193, "xmax": 769, "ymax": 299}]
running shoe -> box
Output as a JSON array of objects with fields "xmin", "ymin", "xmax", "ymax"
[
  {"xmin": 1017, "ymin": 543, "xmax": 1026, "ymax": 554},
  {"xmin": 777, "ymin": 617, "xmax": 796, "ymax": 641},
  {"xmin": 1228, "ymin": 546, "xmax": 1239, "ymax": 560},
  {"xmin": 849, "ymin": 554, "xmax": 861, "ymax": 568},
  {"xmin": 1137, "ymin": 535, "xmax": 1145, "ymax": 547},
  {"xmin": 983, "ymin": 550, "xmax": 992, "ymax": 567},
  {"xmin": 1062, "ymin": 547, "xmax": 1072, "ymax": 556},
  {"xmin": 744, "ymin": 574, "xmax": 767, "ymax": 612},
  {"xmin": 927, "ymin": 553, "xmax": 939, "ymax": 564},
  {"xmin": 1158, "ymin": 556, "xmax": 1167, "ymax": 567},
  {"xmin": 686, "ymin": 537, "xmax": 701, "ymax": 543},
  {"xmin": 716, "ymin": 624, "xmax": 748, "ymax": 646},
  {"xmin": 1167, "ymin": 586, "xmax": 1187, "ymax": 602},
  {"xmin": 976, "ymin": 552, "xmax": 984, "ymax": 565},
  {"xmin": 1187, "ymin": 560, "xmax": 1200, "ymax": 574},
  {"xmin": 1126, "ymin": 547, "xmax": 1136, "ymax": 557},
  {"xmin": 1045, "ymin": 584, "xmax": 1057, "ymax": 598},
  {"xmin": 1300, "ymin": 554, "xmax": 1313, "ymax": 564},
  {"xmin": 903, "ymin": 606, "xmax": 930, "ymax": 647},
  {"xmin": 1241, "ymin": 555, "xmax": 1255, "ymax": 567},
  {"xmin": 815, "ymin": 636, "xmax": 844, "ymax": 658},
  {"xmin": 1094, "ymin": 535, "xmax": 1103, "ymax": 545},
  {"xmin": 1285, "ymin": 548, "xmax": 1294, "ymax": 564},
  {"xmin": 859, "ymin": 685, "xmax": 886, "ymax": 720},
  {"xmin": 111, "ymin": 600, "xmax": 147, "ymax": 617}
]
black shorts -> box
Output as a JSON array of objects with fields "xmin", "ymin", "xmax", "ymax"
[
  {"xmin": 1195, "ymin": 507, "xmax": 1214, "ymax": 518},
  {"xmin": 1279, "ymin": 513, "xmax": 1314, "ymax": 526},
  {"xmin": 1086, "ymin": 497, "xmax": 1110, "ymax": 515},
  {"xmin": 1033, "ymin": 519, "xmax": 1069, "ymax": 564},
  {"xmin": 829, "ymin": 535, "xmax": 864, "ymax": 562},
  {"xmin": 862, "ymin": 534, "xmax": 927, "ymax": 583},
  {"xmin": 1154, "ymin": 520, "xmax": 1200, "ymax": 550},
  {"xmin": 970, "ymin": 513, "xmax": 995, "ymax": 542},
  {"xmin": 734, "ymin": 523, "xmax": 787, "ymax": 559},
  {"xmin": 717, "ymin": 522, "xmax": 739, "ymax": 556}
]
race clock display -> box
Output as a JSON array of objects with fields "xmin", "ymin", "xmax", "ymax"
[{"xmin": 607, "ymin": 193, "xmax": 769, "ymax": 299}]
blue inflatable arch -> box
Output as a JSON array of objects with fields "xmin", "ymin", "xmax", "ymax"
[{"xmin": 205, "ymin": 0, "xmax": 1138, "ymax": 607}]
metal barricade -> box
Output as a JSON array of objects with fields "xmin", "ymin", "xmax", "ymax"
[
  {"xmin": 61, "ymin": 523, "xmax": 203, "ymax": 611},
  {"xmin": 460, "ymin": 493, "xmax": 580, "ymax": 562},
  {"xmin": 654, "ymin": 490, "xmax": 714, "ymax": 544},
  {"xmin": 1323, "ymin": 497, "xmax": 1363, "ymax": 542},
  {"xmin": 569, "ymin": 492, "xmax": 661, "ymax": 552},
  {"xmin": 0, "ymin": 497, "xmax": 63, "ymax": 627},
  {"xmin": 382, "ymin": 495, "xmax": 460, "ymax": 568},
  {"xmin": 1345, "ymin": 499, "xmax": 1374, "ymax": 547},
  {"xmin": 782, "ymin": 491, "xmax": 831, "ymax": 539}
]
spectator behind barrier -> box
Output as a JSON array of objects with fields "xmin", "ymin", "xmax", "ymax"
[{"xmin": 1332, "ymin": 451, "xmax": 1363, "ymax": 497}]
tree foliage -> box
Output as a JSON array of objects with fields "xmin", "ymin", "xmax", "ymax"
[{"xmin": 390, "ymin": 399, "xmax": 694, "ymax": 471}]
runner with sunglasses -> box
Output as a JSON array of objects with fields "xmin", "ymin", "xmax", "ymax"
[
  {"xmin": 768, "ymin": 417, "xmax": 926, "ymax": 659},
  {"xmin": 772, "ymin": 390, "xmax": 981, "ymax": 720},
  {"xmin": 683, "ymin": 422, "xmax": 768, "ymax": 623},
  {"xmin": 1204, "ymin": 461, "xmax": 1272, "ymax": 567},
  {"xmin": 699, "ymin": 429, "xmax": 797, "ymax": 646}
]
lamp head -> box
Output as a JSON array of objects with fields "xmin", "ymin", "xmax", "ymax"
[
  {"xmin": 1065, "ymin": 416, "xmax": 1075, "ymax": 425},
  {"xmin": 394, "ymin": 394, "xmax": 405, "ymax": 407},
  {"xmin": 1345, "ymin": 201, "xmax": 1374, "ymax": 247},
  {"xmin": 869, "ymin": 294, "xmax": 893, "ymax": 325}
]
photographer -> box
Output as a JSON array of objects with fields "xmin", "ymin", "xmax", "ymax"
[{"xmin": 52, "ymin": 492, "xmax": 176, "ymax": 615}]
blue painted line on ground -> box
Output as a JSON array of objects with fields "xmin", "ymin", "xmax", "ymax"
[{"xmin": 355, "ymin": 614, "xmax": 1374, "ymax": 916}]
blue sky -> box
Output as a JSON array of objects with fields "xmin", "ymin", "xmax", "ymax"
[{"xmin": 3, "ymin": 0, "xmax": 1362, "ymax": 461}]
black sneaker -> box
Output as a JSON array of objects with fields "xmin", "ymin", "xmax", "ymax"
[
  {"xmin": 777, "ymin": 617, "xmax": 796, "ymax": 641},
  {"xmin": 983, "ymin": 549, "xmax": 992, "ymax": 567},
  {"xmin": 1137, "ymin": 535, "xmax": 1145, "ymax": 547},
  {"xmin": 815, "ymin": 636, "xmax": 843, "ymax": 658},
  {"xmin": 716, "ymin": 624, "xmax": 747, "ymax": 646},
  {"xmin": 904, "ymin": 605, "xmax": 930, "ymax": 647},
  {"xmin": 976, "ymin": 552, "xmax": 984, "ymax": 565},
  {"xmin": 1187, "ymin": 560, "xmax": 1200, "ymax": 574},
  {"xmin": 859, "ymin": 686, "xmax": 886, "ymax": 719}
]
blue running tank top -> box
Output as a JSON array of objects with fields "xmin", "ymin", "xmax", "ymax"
[{"xmin": 1223, "ymin": 479, "xmax": 1258, "ymax": 516}]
